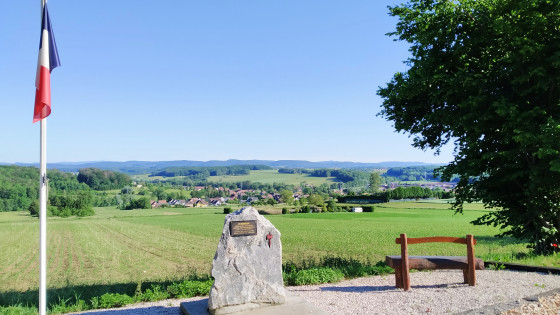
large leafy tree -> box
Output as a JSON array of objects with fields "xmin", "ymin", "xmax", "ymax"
[
  {"xmin": 378, "ymin": 0, "xmax": 560, "ymax": 254},
  {"xmin": 369, "ymin": 172, "xmax": 382, "ymax": 193}
]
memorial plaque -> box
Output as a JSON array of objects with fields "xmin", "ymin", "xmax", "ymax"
[{"xmin": 230, "ymin": 220, "xmax": 257, "ymax": 237}]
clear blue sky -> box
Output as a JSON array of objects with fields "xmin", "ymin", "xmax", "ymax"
[{"xmin": 1, "ymin": 1, "xmax": 455, "ymax": 164}]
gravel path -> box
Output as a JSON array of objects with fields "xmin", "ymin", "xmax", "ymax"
[
  {"xmin": 291, "ymin": 269, "xmax": 560, "ymax": 314},
  {"xmin": 70, "ymin": 269, "xmax": 560, "ymax": 315}
]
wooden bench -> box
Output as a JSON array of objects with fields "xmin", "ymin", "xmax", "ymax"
[{"xmin": 385, "ymin": 234, "xmax": 484, "ymax": 291}]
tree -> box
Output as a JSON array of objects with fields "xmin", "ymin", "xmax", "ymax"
[
  {"xmin": 77, "ymin": 168, "xmax": 131, "ymax": 190},
  {"xmin": 326, "ymin": 199, "xmax": 339, "ymax": 212},
  {"xmin": 279, "ymin": 189, "xmax": 294, "ymax": 205},
  {"xmin": 126, "ymin": 197, "xmax": 151, "ymax": 210},
  {"xmin": 378, "ymin": 0, "xmax": 560, "ymax": 254},
  {"xmin": 307, "ymin": 194, "xmax": 324, "ymax": 207},
  {"xmin": 28, "ymin": 199, "xmax": 39, "ymax": 216},
  {"xmin": 369, "ymin": 172, "xmax": 382, "ymax": 193}
]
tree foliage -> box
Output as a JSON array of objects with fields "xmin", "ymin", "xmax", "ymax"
[
  {"xmin": 78, "ymin": 168, "xmax": 132, "ymax": 191},
  {"xmin": 49, "ymin": 190, "xmax": 95, "ymax": 217},
  {"xmin": 0, "ymin": 166, "xmax": 94, "ymax": 217},
  {"xmin": 122, "ymin": 197, "xmax": 151, "ymax": 210},
  {"xmin": 369, "ymin": 172, "xmax": 382, "ymax": 193},
  {"xmin": 378, "ymin": 0, "xmax": 560, "ymax": 254},
  {"xmin": 280, "ymin": 189, "xmax": 294, "ymax": 205},
  {"xmin": 152, "ymin": 165, "xmax": 272, "ymax": 179}
]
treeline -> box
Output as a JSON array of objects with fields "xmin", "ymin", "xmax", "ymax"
[
  {"xmin": 384, "ymin": 166, "xmax": 438, "ymax": 181},
  {"xmin": 310, "ymin": 169, "xmax": 370, "ymax": 183},
  {"xmin": 280, "ymin": 166, "xmax": 457, "ymax": 183},
  {"xmin": 28, "ymin": 190, "xmax": 95, "ymax": 217},
  {"xmin": 384, "ymin": 166, "xmax": 459, "ymax": 182},
  {"xmin": 0, "ymin": 166, "xmax": 93, "ymax": 212},
  {"xmin": 0, "ymin": 166, "xmax": 41, "ymax": 212},
  {"xmin": 77, "ymin": 168, "xmax": 132, "ymax": 190},
  {"xmin": 288, "ymin": 168, "xmax": 369, "ymax": 188},
  {"xmin": 151, "ymin": 165, "xmax": 272, "ymax": 179},
  {"xmin": 278, "ymin": 168, "xmax": 307, "ymax": 174},
  {"xmin": 310, "ymin": 167, "xmax": 440, "ymax": 183},
  {"xmin": 0, "ymin": 165, "xmax": 133, "ymax": 216},
  {"xmin": 338, "ymin": 186, "xmax": 454, "ymax": 203}
]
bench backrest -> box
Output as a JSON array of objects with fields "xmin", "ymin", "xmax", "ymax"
[{"xmin": 395, "ymin": 235, "xmax": 477, "ymax": 246}]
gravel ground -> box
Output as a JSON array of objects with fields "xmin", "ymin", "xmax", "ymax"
[{"xmin": 70, "ymin": 269, "xmax": 560, "ymax": 315}]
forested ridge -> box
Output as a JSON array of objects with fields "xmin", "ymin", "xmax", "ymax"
[
  {"xmin": 77, "ymin": 167, "xmax": 132, "ymax": 190},
  {"xmin": 279, "ymin": 166, "xmax": 456, "ymax": 183},
  {"xmin": 0, "ymin": 166, "xmax": 131, "ymax": 215},
  {"xmin": 151, "ymin": 165, "xmax": 272, "ymax": 179},
  {"xmin": 0, "ymin": 165, "xmax": 40, "ymax": 212}
]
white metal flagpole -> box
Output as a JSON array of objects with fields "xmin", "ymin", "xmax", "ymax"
[
  {"xmin": 38, "ymin": 1, "xmax": 48, "ymax": 314},
  {"xmin": 39, "ymin": 119, "xmax": 47, "ymax": 315}
]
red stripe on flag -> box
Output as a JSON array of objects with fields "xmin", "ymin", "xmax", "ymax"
[{"xmin": 33, "ymin": 66, "xmax": 51, "ymax": 123}]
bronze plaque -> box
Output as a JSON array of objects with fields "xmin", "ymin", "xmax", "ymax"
[{"xmin": 230, "ymin": 220, "xmax": 257, "ymax": 237}]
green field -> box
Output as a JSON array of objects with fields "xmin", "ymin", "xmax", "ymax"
[
  {"xmin": 132, "ymin": 170, "xmax": 338, "ymax": 186},
  {"xmin": 207, "ymin": 169, "xmax": 337, "ymax": 186},
  {"xmin": 1, "ymin": 201, "xmax": 555, "ymax": 308}
]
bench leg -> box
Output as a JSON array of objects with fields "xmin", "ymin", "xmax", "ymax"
[
  {"xmin": 395, "ymin": 268, "xmax": 403, "ymax": 288},
  {"xmin": 463, "ymin": 269, "xmax": 476, "ymax": 286}
]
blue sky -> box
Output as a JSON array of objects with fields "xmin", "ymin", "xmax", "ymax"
[{"xmin": 1, "ymin": 1, "xmax": 455, "ymax": 164}]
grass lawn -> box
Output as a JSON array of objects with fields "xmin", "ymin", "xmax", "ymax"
[{"xmin": 0, "ymin": 201, "xmax": 554, "ymax": 305}]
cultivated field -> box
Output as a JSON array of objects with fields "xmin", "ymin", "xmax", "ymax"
[
  {"xmin": 131, "ymin": 169, "xmax": 338, "ymax": 186},
  {"xmin": 0, "ymin": 201, "xmax": 537, "ymax": 299}
]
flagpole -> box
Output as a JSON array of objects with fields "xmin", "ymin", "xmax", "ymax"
[
  {"xmin": 39, "ymin": 119, "xmax": 47, "ymax": 315},
  {"xmin": 38, "ymin": 0, "xmax": 48, "ymax": 313}
]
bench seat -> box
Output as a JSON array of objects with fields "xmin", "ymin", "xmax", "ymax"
[{"xmin": 386, "ymin": 255, "xmax": 485, "ymax": 270}]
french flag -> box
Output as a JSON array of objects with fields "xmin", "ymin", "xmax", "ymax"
[{"xmin": 33, "ymin": 3, "xmax": 61, "ymax": 123}]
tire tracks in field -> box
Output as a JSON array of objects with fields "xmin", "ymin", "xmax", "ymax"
[
  {"xmin": 0, "ymin": 245, "xmax": 36, "ymax": 276},
  {"xmin": 67, "ymin": 230, "xmax": 81, "ymax": 271},
  {"xmin": 91, "ymin": 223, "xmax": 155, "ymax": 275},
  {"xmin": 114, "ymin": 217, "xmax": 217, "ymax": 261},
  {"xmin": 94, "ymin": 222, "xmax": 204, "ymax": 269},
  {"xmin": 48, "ymin": 231, "xmax": 63, "ymax": 274},
  {"xmin": 0, "ymin": 224, "xmax": 36, "ymax": 278},
  {"xmin": 0, "ymin": 251, "xmax": 38, "ymax": 291},
  {"xmin": 95, "ymin": 223, "xmax": 170, "ymax": 260}
]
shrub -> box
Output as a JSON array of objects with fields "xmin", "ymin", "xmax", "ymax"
[
  {"xmin": 49, "ymin": 296, "xmax": 87, "ymax": 314},
  {"xmin": 283, "ymin": 256, "xmax": 393, "ymax": 285},
  {"xmin": 167, "ymin": 279, "xmax": 213, "ymax": 298},
  {"xmin": 362, "ymin": 205, "xmax": 375, "ymax": 212},
  {"xmin": 136, "ymin": 285, "xmax": 169, "ymax": 302},
  {"xmin": 282, "ymin": 208, "xmax": 288, "ymax": 214},
  {"xmin": 28, "ymin": 200, "xmax": 39, "ymax": 216},
  {"xmin": 0, "ymin": 305, "xmax": 39, "ymax": 315},
  {"xmin": 97, "ymin": 293, "xmax": 134, "ymax": 308},
  {"xmin": 284, "ymin": 267, "xmax": 344, "ymax": 286},
  {"xmin": 223, "ymin": 207, "xmax": 231, "ymax": 214}
]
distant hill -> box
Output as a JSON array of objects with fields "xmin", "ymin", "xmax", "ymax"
[{"xmin": 3, "ymin": 160, "xmax": 440, "ymax": 174}]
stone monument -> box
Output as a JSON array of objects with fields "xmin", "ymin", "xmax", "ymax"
[{"xmin": 207, "ymin": 206, "xmax": 285, "ymax": 314}]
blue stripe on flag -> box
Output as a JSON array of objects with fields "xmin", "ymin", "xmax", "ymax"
[{"xmin": 40, "ymin": 3, "xmax": 61, "ymax": 72}]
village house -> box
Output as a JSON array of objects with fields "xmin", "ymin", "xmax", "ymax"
[
  {"xmin": 209, "ymin": 197, "xmax": 228, "ymax": 206},
  {"xmin": 186, "ymin": 198, "xmax": 209, "ymax": 207},
  {"xmin": 151, "ymin": 200, "xmax": 168, "ymax": 208},
  {"xmin": 246, "ymin": 197, "xmax": 259, "ymax": 204}
]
